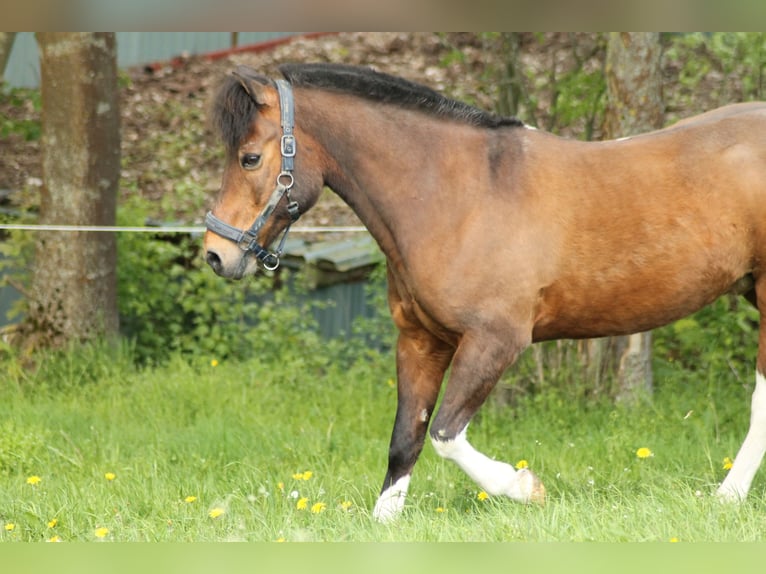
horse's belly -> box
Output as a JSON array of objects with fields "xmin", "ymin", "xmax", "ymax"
[{"xmin": 530, "ymin": 270, "xmax": 752, "ymax": 342}]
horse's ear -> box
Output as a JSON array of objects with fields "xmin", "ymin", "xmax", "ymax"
[{"xmin": 231, "ymin": 66, "xmax": 276, "ymax": 108}]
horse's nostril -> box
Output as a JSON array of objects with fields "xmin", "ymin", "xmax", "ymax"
[{"xmin": 205, "ymin": 250, "xmax": 223, "ymax": 274}]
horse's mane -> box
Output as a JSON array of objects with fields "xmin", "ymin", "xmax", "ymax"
[
  {"xmin": 279, "ymin": 63, "xmax": 523, "ymax": 130},
  {"xmin": 212, "ymin": 63, "xmax": 522, "ymax": 150},
  {"xmin": 211, "ymin": 70, "xmax": 267, "ymax": 152}
]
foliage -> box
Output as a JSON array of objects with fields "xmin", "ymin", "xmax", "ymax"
[
  {"xmin": 119, "ymin": 81, "xmax": 223, "ymax": 222},
  {"xmin": 663, "ymin": 32, "xmax": 766, "ymax": 117},
  {"xmin": 653, "ymin": 296, "xmax": 759, "ymax": 385},
  {"xmin": 0, "ymin": 84, "xmax": 41, "ymax": 141},
  {"xmin": 116, "ymin": 200, "xmax": 329, "ymax": 365}
]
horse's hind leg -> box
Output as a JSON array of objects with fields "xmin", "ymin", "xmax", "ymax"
[
  {"xmin": 428, "ymin": 329, "xmax": 546, "ymax": 504},
  {"xmin": 718, "ymin": 281, "xmax": 766, "ymax": 500}
]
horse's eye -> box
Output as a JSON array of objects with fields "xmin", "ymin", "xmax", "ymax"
[{"xmin": 240, "ymin": 153, "xmax": 262, "ymax": 170}]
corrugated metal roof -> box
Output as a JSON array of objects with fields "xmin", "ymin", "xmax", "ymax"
[
  {"xmin": 281, "ymin": 234, "xmax": 383, "ymax": 287},
  {"xmin": 3, "ymin": 32, "xmax": 298, "ymax": 88}
]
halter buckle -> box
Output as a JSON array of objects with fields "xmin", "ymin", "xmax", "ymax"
[
  {"xmin": 281, "ymin": 134, "xmax": 296, "ymax": 157},
  {"xmin": 236, "ymin": 231, "xmax": 259, "ymax": 253}
]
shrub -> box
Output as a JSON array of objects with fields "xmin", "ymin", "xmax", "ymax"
[{"xmin": 116, "ymin": 205, "xmax": 328, "ymax": 365}]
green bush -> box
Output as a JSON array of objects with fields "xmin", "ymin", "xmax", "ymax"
[
  {"xmin": 653, "ymin": 295, "xmax": 759, "ymax": 383},
  {"xmin": 115, "ymin": 200, "xmax": 341, "ymax": 365},
  {"xmin": 0, "ymin": 84, "xmax": 41, "ymax": 141}
]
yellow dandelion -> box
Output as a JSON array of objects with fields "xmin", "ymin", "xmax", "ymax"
[
  {"xmin": 211, "ymin": 359, "xmax": 219, "ymax": 367},
  {"xmin": 636, "ymin": 447, "xmax": 653, "ymax": 459},
  {"xmin": 310, "ymin": 502, "xmax": 326, "ymax": 514},
  {"xmin": 4, "ymin": 523, "xmax": 14, "ymax": 532},
  {"xmin": 184, "ymin": 495, "xmax": 197, "ymax": 503},
  {"xmin": 47, "ymin": 518, "xmax": 58, "ymax": 528},
  {"xmin": 104, "ymin": 472, "xmax": 116, "ymax": 481},
  {"xmin": 292, "ymin": 471, "xmax": 313, "ymax": 480},
  {"xmin": 669, "ymin": 537, "xmax": 679, "ymax": 543},
  {"xmin": 515, "ymin": 459, "xmax": 529, "ymax": 470},
  {"xmin": 48, "ymin": 535, "xmax": 62, "ymax": 543},
  {"xmin": 340, "ymin": 500, "xmax": 353, "ymax": 511},
  {"xmin": 296, "ymin": 497, "xmax": 309, "ymax": 510},
  {"xmin": 208, "ymin": 507, "xmax": 225, "ymax": 519},
  {"xmin": 26, "ymin": 475, "xmax": 42, "ymax": 485},
  {"xmin": 386, "ymin": 378, "xmax": 396, "ymax": 388},
  {"xmin": 722, "ymin": 457, "xmax": 734, "ymax": 470},
  {"xmin": 94, "ymin": 527, "xmax": 109, "ymax": 539},
  {"xmin": 435, "ymin": 507, "xmax": 446, "ymax": 513},
  {"xmin": 275, "ymin": 537, "xmax": 286, "ymax": 542},
  {"xmin": 277, "ymin": 482, "xmax": 285, "ymax": 491},
  {"xmin": 477, "ymin": 491, "xmax": 489, "ymax": 501}
]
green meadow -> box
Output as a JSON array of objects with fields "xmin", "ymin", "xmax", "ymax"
[{"xmin": 1, "ymin": 311, "xmax": 764, "ymax": 542}]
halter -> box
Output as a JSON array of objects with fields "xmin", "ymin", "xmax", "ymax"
[{"xmin": 205, "ymin": 79, "xmax": 300, "ymax": 271}]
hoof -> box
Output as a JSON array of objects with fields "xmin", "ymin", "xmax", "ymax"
[
  {"xmin": 518, "ymin": 468, "xmax": 546, "ymax": 505},
  {"xmin": 716, "ymin": 485, "xmax": 745, "ymax": 504}
]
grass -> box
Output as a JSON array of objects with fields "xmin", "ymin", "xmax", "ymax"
[{"xmin": 0, "ymin": 341, "xmax": 765, "ymax": 542}]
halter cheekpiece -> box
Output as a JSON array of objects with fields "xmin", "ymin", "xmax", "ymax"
[{"xmin": 205, "ymin": 79, "xmax": 300, "ymax": 271}]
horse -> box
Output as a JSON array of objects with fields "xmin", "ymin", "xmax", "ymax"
[{"xmin": 203, "ymin": 62, "xmax": 766, "ymax": 521}]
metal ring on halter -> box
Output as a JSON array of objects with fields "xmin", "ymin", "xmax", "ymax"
[
  {"xmin": 262, "ymin": 254, "xmax": 280, "ymax": 271},
  {"xmin": 277, "ymin": 171, "xmax": 294, "ymax": 189}
]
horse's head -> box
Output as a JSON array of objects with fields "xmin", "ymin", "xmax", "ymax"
[{"xmin": 204, "ymin": 66, "xmax": 321, "ymax": 279}]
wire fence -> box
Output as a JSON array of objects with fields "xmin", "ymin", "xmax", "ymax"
[{"xmin": 0, "ymin": 223, "xmax": 368, "ymax": 234}]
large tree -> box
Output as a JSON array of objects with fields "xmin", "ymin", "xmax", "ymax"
[
  {"xmin": 495, "ymin": 33, "xmax": 663, "ymax": 402},
  {"xmin": 25, "ymin": 33, "xmax": 120, "ymax": 346},
  {"xmin": 602, "ymin": 32, "xmax": 664, "ymax": 402},
  {"xmin": 0, "ymin": 32, "xmax": 15, "ymax": 79}
]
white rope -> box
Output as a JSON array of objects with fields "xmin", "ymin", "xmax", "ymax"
[{"xmin": 0, "ymin": 223, "xmax": 368, "ymax": 234}]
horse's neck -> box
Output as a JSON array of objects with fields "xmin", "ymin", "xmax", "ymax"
[{"xmin": 300, "ymin": 90, "xmax": 484, "ymax": 264}]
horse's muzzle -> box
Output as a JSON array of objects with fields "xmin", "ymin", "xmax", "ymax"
[
  {"xmin": 205, "ymin": 249, "xmax": 224, "ymax": 276},
  {"xmin": 204, "ymin": 248, "xmax": 250, "ymax": 280}
]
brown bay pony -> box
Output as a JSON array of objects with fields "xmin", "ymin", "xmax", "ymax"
[{"xmin": 203, "ymin": 63, "xmax": 766, "ymax": 521}]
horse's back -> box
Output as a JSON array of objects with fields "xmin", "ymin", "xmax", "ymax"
[
  {"xmin": 524, "ymin": 103, "xmax": 766, "ymax": 341},
  {"xmin": 667, "ymin": 101, "xmax": 766, "ymax": 130}
]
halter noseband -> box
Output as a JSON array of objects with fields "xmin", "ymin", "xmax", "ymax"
[{"xmin": 205, "ymin": 79, "xmax": 300, "ymax": 272}]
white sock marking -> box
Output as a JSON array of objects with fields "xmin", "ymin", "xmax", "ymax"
[
  {"xmin": 372, "ymin": 475, "xmax": 411, "ymax": 522},
  {"xmin": 431, "ymin": 427, "xmax": 535, "ymax": 501},
  {"xmin": 718, "ymin": 370, "xmax": 766, "ymax": 500}
]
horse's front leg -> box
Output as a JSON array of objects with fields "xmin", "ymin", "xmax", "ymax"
[
  {"xmin": 429, "ymin": 328, "xmax": 546, "ymax": 504},
  {"xmin": 372, "ymin": 328, "xmax": 453, "ymax": 522},
  {"xmin": 718, "ymin": 283, "xmax": 766, "ymax": 500}
]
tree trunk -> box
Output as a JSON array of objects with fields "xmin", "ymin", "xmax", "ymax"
[
  {"xmin": 604, "ymin": 33, "xmax": 664, "ymax": 139},
  {"xmin": 496, "ymin": 32, "xmax": 523, "ymax": 118},
  {"xmin": 26, "ymin": 33, "xmax": 120, "ymax": 346},
  {"xmin": 0, "ymin": 32, "xmax": 15, "ymax": 79},
  {"xmin": 602, "ymin": 32, "xmax": 664, "ymax": 403}
]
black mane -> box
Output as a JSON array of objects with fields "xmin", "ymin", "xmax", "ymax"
[
  {"xmin": 211, "ymin": 71, "xmax": 266, "ymax": 152},
  {"xmin": 211, "ymin": 63, "xmax": 522, "ymax": 150},
  {"xmin": 279, "ymin": 63, "xmax": 523, "ymax": 129}
]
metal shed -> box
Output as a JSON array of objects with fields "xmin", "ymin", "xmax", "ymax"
[
  {"xmin": 279, "ymin": 234, "xmax": 384, "ymax": 338},
  {"xmin": 3, "ymin": 32, "xmax": 298, "ymax": 88}
]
